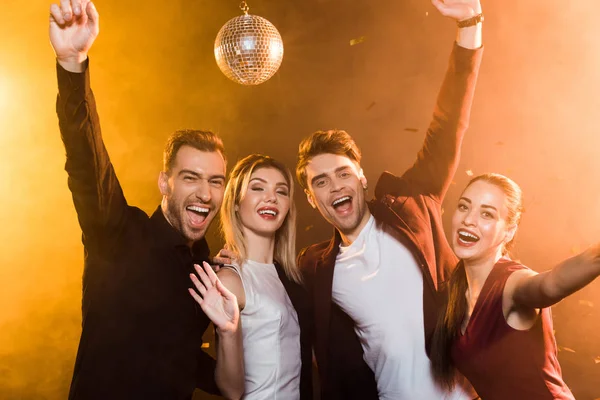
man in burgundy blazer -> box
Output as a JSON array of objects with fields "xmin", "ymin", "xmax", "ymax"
[{"xmin": 295, "ymin": 2, "xmax": 484, "ymax": 398}]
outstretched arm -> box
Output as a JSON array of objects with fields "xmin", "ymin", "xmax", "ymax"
[
  {"xmin": 508, "ymin": 243, "xmax": 600, "ymax": 310},
  {"xmin": 189, "ymin": 263, "xmax": 245, "ymax": 400}
]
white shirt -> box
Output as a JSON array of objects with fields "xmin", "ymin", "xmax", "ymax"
[
  {"xmin": 333, "ymin": 215, "xmax": 468, "ymax": 400},
  {"xmin": 229, "ymin": 259, "xmax": 301, "ymax": 400}
]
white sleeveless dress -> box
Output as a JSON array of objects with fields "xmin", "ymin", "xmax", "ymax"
[{"xmin": 228, "ymin": 259, "xmax": 301, "ymax": 400}]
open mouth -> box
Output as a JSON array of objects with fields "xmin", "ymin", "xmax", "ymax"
[
  {"xmin": 457, "ymin": 229, "xmax": 480, "ymax": 245},
  {"xmin": 331, "ymin": 195, "xmax": 352, "ymax": 215},
  {"xmin": 332, "ymin": 195, "xmax": 352, "ymax": 209},
  {"xmin": 186, "ymin": 205, "xmax": 210, "ymax": 227},
  {"xmin": 258, "ymin": 207, "xmax": 278, "ymax": 219}
]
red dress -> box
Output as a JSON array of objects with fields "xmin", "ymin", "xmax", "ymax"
[{"xmin": 451, "ymin": 258, "xmax": 574, "ymax": 399}]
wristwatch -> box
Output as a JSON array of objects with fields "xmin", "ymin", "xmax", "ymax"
[{"xmin": 457, "ymin": 13, "xmax": 484, "ymax": 28}]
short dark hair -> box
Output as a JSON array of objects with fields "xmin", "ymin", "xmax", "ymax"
[
  {"xmin": 163, "ymin": 129, "xmax": 226, "ymax": 172},
  {"xmin": 296, "ymin": 129, "xmax": 361, "ymax": 190}
]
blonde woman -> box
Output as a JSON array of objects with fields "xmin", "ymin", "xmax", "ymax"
[{"xmin": 191, "ymin": 154, "xmax": 312, "ymax": 399}]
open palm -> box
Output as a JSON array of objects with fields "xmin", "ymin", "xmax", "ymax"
[{"xmin": 189, "ymin": 262, "xmax": 239, "ymax": 334}]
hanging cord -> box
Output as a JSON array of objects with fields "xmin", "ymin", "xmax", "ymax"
[{"xmin": 239, "ymin": 1, "xmax": 249, "ymax": 14}]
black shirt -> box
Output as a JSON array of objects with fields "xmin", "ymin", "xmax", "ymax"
[{"xmin": 56, "ymin": 60, "xmax": 219, "ymax": 400}]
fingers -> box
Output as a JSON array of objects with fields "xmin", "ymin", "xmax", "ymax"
[
  {"xmin": 212, "ymin": 256, "xmax": 231, "ymax": 266},
  {"xmin": 216, "ymin": 279, "xmax": 236, "ymax": 302},
  {"xmin": 431, "ymin": 0, "xmax": 448, "ymax": 14},
  {"xmin": 59, "ymin": 0, "xmax": 73, "ymax": 21},
  {"xmin": 189, "ymin": 262, "xmax": 231, "ymax": 307},
  {"xmin": 214, "ymin": 247, "xmax": 237, "ymax": 265},
  {"xmin": 50, "ymin": 0, "xmax": 95, "ymax": 26},
  {"xmin": 190, "ymin": 273, "xmax": 207, "ymax": 297},
  {"xmin": 50, "ymin": 3, "xmax": 65, "ymax": 25},
  {"xmin": 585, "ymin": 242, "xmax": 600, "ymax": 259},
  {"xmin": 71, "ymin": 0, "xmax": 83, "ymax": 16},
  {"xmin": 188, "ymin": 287, "xmax": 204, "ymax": 305},
  {"xmin": 221, "ymin": 249, "xmax": 237, "ymax": 259},
  {"xmin": 194, "ymin": 262, "xmax": 215, "ymax": 289},
  {"xmin": 202, "ymin": 261, "xmax": 219, "ymax": 285},
  {"xmin": 189, "ymin": 262, "xmax": 219, "ymax": 298},
  {"xmin": 86, "ymin": 1, "xmax": 99, "ymax": 26},
  {"xmin": 215, "ymin": 246, "xmax": 230, "ymax": 257},
  {"xmin": 431, "ymin": 0, "xmax": 480, "ymax": 20}
]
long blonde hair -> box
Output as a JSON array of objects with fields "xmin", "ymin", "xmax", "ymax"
[{"xmin": 220, "ymin": 154, "xmax": 302, "ymax": 283}]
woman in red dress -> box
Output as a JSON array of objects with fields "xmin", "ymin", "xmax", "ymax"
[{"xmin": 431, "ymin": 173, "xmax": 600, "ymax": 399}]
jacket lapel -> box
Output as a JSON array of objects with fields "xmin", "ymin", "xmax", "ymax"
[
  {"xmin": 368, "ymin": 199, "xmax": 438, "ymax": 294},
  {"xmin": 313, "ymin": 230, "xmax": 342, "ymax": 383}
]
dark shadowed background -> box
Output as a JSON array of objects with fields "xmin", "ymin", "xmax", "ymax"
[{"xmin": 1, "ymin": 0, "xmax": 599, "ymax": 398}]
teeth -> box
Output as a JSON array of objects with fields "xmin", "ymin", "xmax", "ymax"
[
  {"xmin": 459, "ymin": 231, "xmax": 479, "ymax": 240},
  {"xmin": 332, "ymin": 196, "xmax": 351, "ymax": 206},
  {"xmin": 187, "ymin": 206, "xmax": 209, "ymax": 214},
  {"xmin": 259, "ymin": 209, "xmax": 277, "ymax": 216}
]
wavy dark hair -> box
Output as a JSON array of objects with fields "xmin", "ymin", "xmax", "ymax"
[
  {"xmin": 295, "ymin": 129, "xmax": 361, "ymax": 190},
  {"xmin": 163, "ymin": 129, "xmax": 226, "ymax": 173}
]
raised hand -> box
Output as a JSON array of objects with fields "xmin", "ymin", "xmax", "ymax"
[
  {"xmin": 431, "ymin": 0, "xmax": 482, "ymax": 22},
  {"xmin": 49, "ymin": 0, "xmax": 99, "ymax": 71},
  {"xmin": 189, "ymin": 262, "xmax": 240, "ymax": 335}
]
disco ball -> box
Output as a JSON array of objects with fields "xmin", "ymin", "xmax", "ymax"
[{"xmin": 214, "ymin": 13, "xmax": 284, "ymax": 85}]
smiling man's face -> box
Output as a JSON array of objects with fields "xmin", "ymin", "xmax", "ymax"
[
  {"xmin": 159, "ymin": 145, "xmax": 226, "ymax": 245},
  {"xmin": 304, "ymin": 153, "xmax": 370, "ymax": 241}
]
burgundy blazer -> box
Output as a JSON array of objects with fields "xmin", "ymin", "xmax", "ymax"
[{"xmin": 298, "ymin": 43, "xmax": 483, "ymax": 400}]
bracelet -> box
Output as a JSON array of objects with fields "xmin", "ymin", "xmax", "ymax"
[{"xmin": 457, "ymin": 13, "xmax": 484, "ymax": 28}]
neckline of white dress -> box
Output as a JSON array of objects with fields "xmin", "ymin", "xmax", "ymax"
[{"xmin": 246, "ymin": 259, "xmax": 275, "ymax": 268}]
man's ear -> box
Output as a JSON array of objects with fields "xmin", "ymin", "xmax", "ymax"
[
  {"xmin": 158, "ymin": 171, "xmax": 169, "ymax": 196},
  {"xmin": 305, "ymin": 189, "xmax": 317, "ymax": 209},
  {"xmin": 359, "ymin": 168, "xmax": 368, "ymax": 191}
]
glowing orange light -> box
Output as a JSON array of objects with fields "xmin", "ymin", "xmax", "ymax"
[{"xmin": 0, "ymin": 73, "xmax": 11, "ymax": 113}]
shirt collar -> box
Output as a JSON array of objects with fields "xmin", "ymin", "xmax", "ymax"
[{"xmin": 149, "ymin": 205, "xmax": 211, "ymax": 261}]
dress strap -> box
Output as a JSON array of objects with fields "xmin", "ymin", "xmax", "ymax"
[{"xmin": 220, "ymin": 263, "xmax": 241, "ymax": 276}]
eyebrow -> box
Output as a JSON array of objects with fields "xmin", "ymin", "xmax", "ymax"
[
  {"xmin": 250, "ymin": 177, "xmax": 289, "ymax": 188},
  {"xmin": 459, "ymin": 197, "xmax": 498, "ymax": 212},
  {"xmin": 179, "ymin": 169, "xmax": 226, "ymax": 181},
  {"xmin": 310, "ymin": 166, "xmax": 351, "ymax": 186}
]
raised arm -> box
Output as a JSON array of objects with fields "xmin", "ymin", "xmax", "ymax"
[
  {"xmin": 434, "ymin": 0, "xmax": 483, "ymax": 50},
  {"xmin": 189, "ymin": 263, "xmax": 245, "ymax": 399},
  {"xmin": 51, "ymin": 0, "xmax": 129, "ymax": 241},
  {"xmin": 507, "ymin": 243, "xmax": 600, "ymax": 310},
  {"xmin": 397, "ymin": 0, "xmax": 483, "ymax": 201}
]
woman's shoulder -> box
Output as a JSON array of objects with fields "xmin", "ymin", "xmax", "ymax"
[
  {"xmin": 217, "ymin": 263, "xmax": 246, "ymax": 309},
  {"xmin": 219, "ymin": 262, "xmax": 242, "ymax": 275},
  {"xmin": 495, "ymin": 257, "xmax": 531, "ymax": 275}
]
